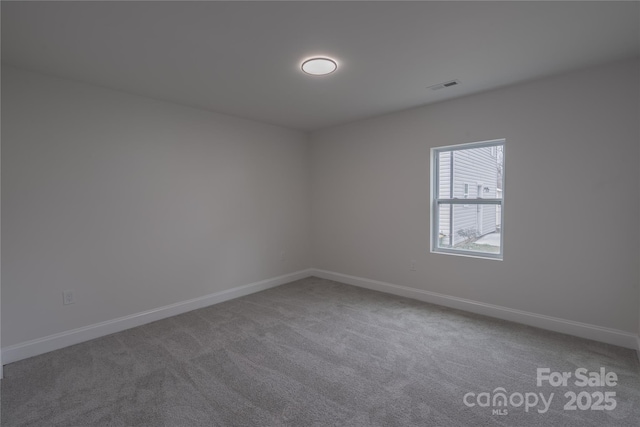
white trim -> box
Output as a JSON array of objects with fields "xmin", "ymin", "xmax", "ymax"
[
  {"xmin": 431, "ymin": 139, "xmax": 505, "ymax": 261},
  {"xmin": 434, "ymin": 138, "xmax": 505, "ymax": 152},
  {"xmin": 2, "ymin": 267, "xmax": 637, "ymax": 366},
  {"xmin": 310, "ymin": 269, "xmax": 638, "ymax": 350},
  {"xmin": 1, "ymin": 269, "xmax": 313, "ymax": 365}
]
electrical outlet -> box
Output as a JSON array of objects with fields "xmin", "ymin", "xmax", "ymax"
[
  {"xmin": 410, "ymin": 260, "xmax": 417, "ymax": 271},
  {"xmin": 62, "ymin": 290, "xmax": 76, "ymax": 305},
  {"xmin": 279, "ymin": 251, "xmax": 286, "ymax": 262}
]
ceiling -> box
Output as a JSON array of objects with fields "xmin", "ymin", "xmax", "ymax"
[{"xmin": 2, "ymin": 1, "xmax": 639, "ymax": 132}]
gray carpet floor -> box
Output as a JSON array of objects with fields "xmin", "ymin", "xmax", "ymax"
[{"xmin": 2, "ymin": 276, "xmax": 639, "ymax": 426}]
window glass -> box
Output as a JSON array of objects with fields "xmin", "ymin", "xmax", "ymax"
[{"xmin": 432, "ymin": 140, "xmax": 504, "ymax": 259}]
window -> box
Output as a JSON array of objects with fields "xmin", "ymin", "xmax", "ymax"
[{"xmin": 432, "ymin": 139, "xmax": 504, "ymax": 259}]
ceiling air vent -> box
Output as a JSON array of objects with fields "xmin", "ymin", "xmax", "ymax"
[{"xmin": 428, "ymin": 80, "xmax": 460, "ymax": 91}]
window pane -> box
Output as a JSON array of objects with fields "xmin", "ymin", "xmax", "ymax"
[
  {"xmin": 437, "ymin": 151, "xmax": 452, "ymax": 198},
  {"xmin": 438, "ymin": 144, "xmax": 503, "ymax": 200},
  {"xmin": 437, "ymin": 203, "xmax": 501, "ymax": 254},
  {"xmin": 433, "ymin": 140, "xmax": 504, "ymax": 259}
]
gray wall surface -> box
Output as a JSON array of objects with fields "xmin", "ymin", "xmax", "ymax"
[
  {"xmin": 1, "ymin": 58, "xmax": 639, "ymax": 354},
  {"xmin": 1, "ymin": 66, "xmax": 311, "ymax": 347},
  {"xmin": 311, "ymin": 58, "xmax": 640, "ymax": 333}
]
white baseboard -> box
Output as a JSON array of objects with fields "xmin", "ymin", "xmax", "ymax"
[
  {"xmin": 1, "ymin": 269, "xmax": 313, "ymax": 365},
  {"xmin": 2, "ymin": 267, "xmax": 638, "ymax": 366},
  {"xmin": 311, "ymin": 268, "xmax": 638, "ymax": 350}
]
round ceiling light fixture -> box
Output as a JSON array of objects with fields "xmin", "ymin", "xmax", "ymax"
[{"xmin": 301, "ymin": 57, "xmax": 337, "ymax": 76}]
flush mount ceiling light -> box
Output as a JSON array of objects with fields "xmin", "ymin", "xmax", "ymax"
[{"xmin": 301, "ymin": 57, "xmax": 337, "ymax": 76}]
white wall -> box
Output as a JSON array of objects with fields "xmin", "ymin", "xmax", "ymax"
[
  {"xmin": 1, "ymin": 66, "xmax": 311, "ymax": 348},
  {"xmin": 311, "ymin": 58, "xmax": 640, "ymax": 334},
  {"xmin": 2, "ymin": 58, "xmax": 639, "ymax": 359}
]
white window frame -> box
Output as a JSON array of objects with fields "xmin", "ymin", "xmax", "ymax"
[{"xmin": 431, "ymin": 139, "xmax": 505, "ymax": 260}]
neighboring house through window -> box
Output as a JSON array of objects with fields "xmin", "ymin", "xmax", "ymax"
[{"xmin": 432, "ymin": 139, "xmax": 504, "ymax": 259}]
